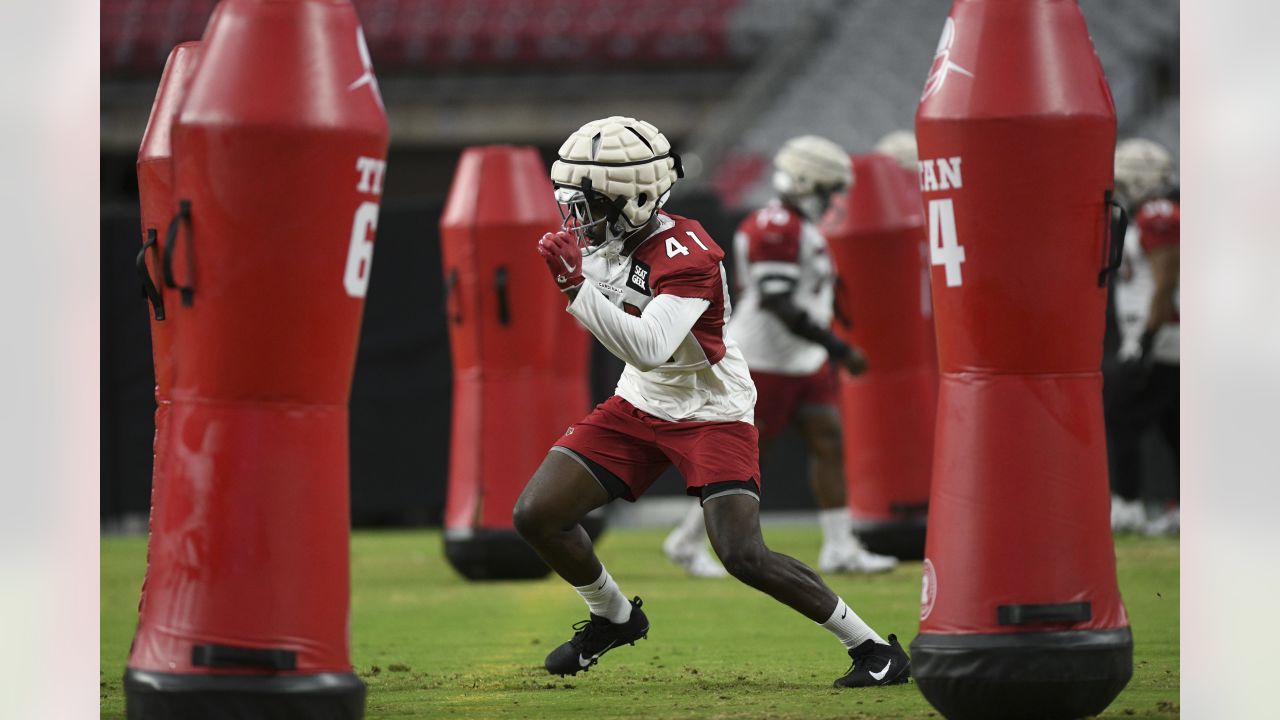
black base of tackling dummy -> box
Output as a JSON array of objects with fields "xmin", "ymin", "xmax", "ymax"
[
  {"xmin": 910, "ymin": 628, "xmax": 1133, "ymax": 720},
  {"xmin": 851, "ymin": 514, "xmax": 927, "ymax": 560},
  {"xmin": 125, "ymin": 669, "xmax": 365, "ymax": 720},
  {"xmin": 445, "ymin": 509, "xmax": 607, "ymax": 581}
]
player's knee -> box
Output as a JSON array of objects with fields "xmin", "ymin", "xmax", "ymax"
[
  {"xmin": 512, "ymin": 491, "xmax": 547, "ymax": 540},
  {"xmin": 802, "ymin": 413, "xmax": 844, "ymax": 461},
  {"xmin": 810, "ymin": 430, "xmax": 843, "ymax": 462},
  {"xmin": 716, "ymin": 544, "xmax": 768, "ymax": 583}
]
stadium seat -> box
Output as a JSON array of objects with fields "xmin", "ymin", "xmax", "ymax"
[{"xmin": 101, "ymin": 0, "xmax": 746, "ymax": 74}]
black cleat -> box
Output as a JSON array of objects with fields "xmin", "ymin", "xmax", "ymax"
[
  {"xmin": 833, "ymin": 633, "xmax": 911, "ymax": 688},
  {"xmin": 544, "ymin": 597, "xmax": 649, "ymax": 676}
]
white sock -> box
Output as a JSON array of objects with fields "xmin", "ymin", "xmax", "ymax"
[
  {"xmin": 820, "ymin": 597, "xmax": 884, "ymax": 649},
  {"xmin": 574, "ymin": 567, "xmax": 632, "ymax": 624},
  {"xmin": 818, "ymin": 508, "xmax": 854, "ymax": 549},
  {"xmin": 670, "ymin": 501, "xmax": 707, "ymax": 546}
]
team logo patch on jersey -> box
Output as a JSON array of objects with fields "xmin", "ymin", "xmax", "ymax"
[{"xmin": 626, "ymin": 260, "xmax": 652, "ymax": 295}]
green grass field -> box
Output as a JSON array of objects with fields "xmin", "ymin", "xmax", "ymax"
[{"xmin": 101, "ymin": 526, "xmax": 1178, "ymax": 719}]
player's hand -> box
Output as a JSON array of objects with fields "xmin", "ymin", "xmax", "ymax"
[
  {"xmin": 537, "ymin": 231, "xmax": 584, "ymax": 293},
  {"xmin": 838, "ymin": 345, "xmax": 868, "ymax": 376}
]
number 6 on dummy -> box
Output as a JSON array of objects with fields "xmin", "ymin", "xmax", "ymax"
[{"xmin": 125, "ymin": 1, "xmax": 388, "ymax": 718}]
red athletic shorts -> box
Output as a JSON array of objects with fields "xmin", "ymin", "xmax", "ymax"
[
  {"xmin": 552, "ymin": 396, "xmax": 761, "ymax": 502},
  {"xmin": 749, "ymin": 361, "xmax": 839, "ymax": 442}
]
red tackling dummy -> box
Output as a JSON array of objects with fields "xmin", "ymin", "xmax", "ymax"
[
  {"xmin": 820, "ymin": 152, "xmax": 936, "ymax": 560},
  {"xmin": 125, "ymin": 2, "xmax": 387, "ymax": 717},
  {"xmin": 131, "ymin": 40, "xmax": 199, "ymax": 652},
  {"xmin": 910, "ymin": 2, "xmax": 1133, "ymax": 719},
  {"xmin": 440, "ymin": 146, "xmax": 594, "ymax": 580}
]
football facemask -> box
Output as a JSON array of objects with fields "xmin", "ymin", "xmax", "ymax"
[
  {"xmin": 554, "ymin": 181, "xmax": 671, "ymax": 255},
  {"xmin": 554, "ymin": 181, "xmax": 624, "ymax": 254}
]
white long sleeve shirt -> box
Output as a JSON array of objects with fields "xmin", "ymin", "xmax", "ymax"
[
  {"xmin": 570, "ymin": 284, "xmax": 709, "ymax": 372},
  {"xmin": 564, "ymin": 212, "xmax": 757, "ymax": 424}
]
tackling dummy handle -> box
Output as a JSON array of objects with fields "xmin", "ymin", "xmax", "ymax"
[
  {"xmin": 997, "ymin": 602, "xmax": 1092, "ymax": 626},
  {"xmin": 1098, "ymin": 189, "xmax": 1128, "ymax": 288},
  {"xmin": 136, "ymin": 228, "xmax": 166, "ymax": 321},
  {"xmin": 191, "ymin": 644, "xmax": 298, "ymax": 671},
  {"xmin": 162, "ymin": 199, "xmax": 196, "ymax": 307}
]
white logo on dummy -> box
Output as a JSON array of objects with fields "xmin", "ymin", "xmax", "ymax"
[
  {"xmin": 348, "ymin": 27, "xmax": 385, "ymax": 110},
  {"xmin": 921, "ymin": 17, "xmax": 974, "ymax": 101},
  {"xmin": 920, "ymin": 558, "xmax": 938, "ymax": 621}
]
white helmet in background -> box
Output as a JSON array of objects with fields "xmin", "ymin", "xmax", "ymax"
[
  {"xmin": 771, "ymin": 135, "xmax": 853, "ymax": 222},
  {"xmin": 1114, "ymin": 138, "xmax": 1174, "ymax": 206},
  {"xmin": 875, "ymin": 129, "xmax": 918, "ymax": 171},
  {"xmin": 550, "ymin": 116, "xmax": 683, "ymax": 254}
]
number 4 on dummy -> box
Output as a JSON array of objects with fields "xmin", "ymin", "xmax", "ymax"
[{"xmin": 927, "ymin": 198, "xmax": 966, "ymax": 287}]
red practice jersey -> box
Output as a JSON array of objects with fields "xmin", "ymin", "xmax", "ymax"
[
  {"xmin": 1115, "ymin": 198, "xmax": 1180, "ymax": 363},
  {"xmin": 728, "ymin": 200, "xmax": 837, "ymax": 374},
  {"xmin": 575, "ymin": 211, "xmax": 757, "ymax": 422}
]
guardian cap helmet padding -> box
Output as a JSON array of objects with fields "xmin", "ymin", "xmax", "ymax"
[
  {"xmin": 771, "ymin": 135, "xmax": 854, "ymax": 222},
  {"xmin": 875, "ymin": 129, "xmax": 919, "ymax": 171},
  {"xmin": 550, "ymin": 116, "xmax": 684, "ymax": 254},
  {"xmin": 1114, "ymin": 138, "xmax": 1174, "ymax": 206}
]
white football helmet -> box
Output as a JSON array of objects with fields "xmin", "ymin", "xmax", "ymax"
[
  {"xmin": 771, "ymin": 135, "xmax": 853, "ymax": 222},
  {"xmin": 1114, "ymin": 138, "xmax": 1174, "ymax": 206},
  {"xmin": 875, "ymin": 129, "xmax": 918, "ymax": 171},
  {"xmin": 550, "ymin": 116, "xmax": 683, "ymax": 255}
]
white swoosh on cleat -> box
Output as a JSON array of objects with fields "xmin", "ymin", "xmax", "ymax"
[
  {"xmin": 869, "ymin": 660, "xmax": 892, "ymax": 682},
  {"xmin": 578, "ymin": 641, "xmax": 617, "ymax": 667},
  {"xmin": 560, "ymin": 257, "xmax": 578, "ymax": 272}
]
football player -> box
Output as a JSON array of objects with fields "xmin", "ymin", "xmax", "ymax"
[
  {"xmin": 1106, "ymin": 138, "xmax": 1180, "ymax": 535},
  {"xmin": 874, "ymin": 128, "xmax": 918, "ymax": 170},
  {"xmin": 516, "ymin": 117, "xmax": 910, "ymax": 688},
  {"xmin": 663, "ymin": 136, "xmax": 898, "ymax": 575}
]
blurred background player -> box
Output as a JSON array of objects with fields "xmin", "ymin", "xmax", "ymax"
[
  {"xmin": 516, "ymin": 116, "xmax": 910, "ymax": 688},
  {"xmin": 1107, "ymin": 138, "xmax": 1180, "ymax": 535},
  {"xmin": 874, "ymin": 129, "xmax": 919, "ymax": 170},
  {"xmin": 662, "ymin": 136, "xmax": 898, "ymax": 576}
]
